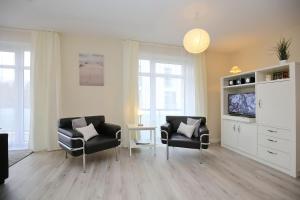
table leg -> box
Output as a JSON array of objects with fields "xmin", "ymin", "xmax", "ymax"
[{"xmin": 129, "ymin": 129, "xmax": 132, "ymax": 157}]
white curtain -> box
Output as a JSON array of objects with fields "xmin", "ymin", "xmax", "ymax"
[
  {"xmin": 122, "ymin": 40, "xmax": 139, "ymax": 147},
  {"xmin": 29, "ymin": 31, "xmax": 61, "ymax": 151},
  {"xmin": 194, "ymin": 53, "xmax": 207, "ymax": 116}
]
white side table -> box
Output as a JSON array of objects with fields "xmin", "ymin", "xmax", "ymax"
[{"xmin": 126, "ymin": 124, "xmax": 156, "ymax": 157}]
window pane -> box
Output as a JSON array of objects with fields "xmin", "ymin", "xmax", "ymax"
[
  {"xmin": 24, "ymin": 51, "xmax": 31, "ymax": 67},
  {"xmin": 24, "ymin": 69, "xmax": 30, "ymax": 138},
  {"xmin": 139, "ymin": 60, "xmax": 150, "ymax": 73},
  {"xmin": 138, "ymin": 76, "xmax": 150, "ymax": 109},
  {"xmin": 0, "ymin": 51, "xmax": 15, "ymax": 65},
  {"xmin": 156, "ymin": 77, "xmax": 184, "ymax": 110},
  {"xmin": 0, "ymin": 68, "xmax": 17, "ymax": 148},
  {"xmin": 155, "ymin": 63, "xmax": 182, "ymax": 75}
]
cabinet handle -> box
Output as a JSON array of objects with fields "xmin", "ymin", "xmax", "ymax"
[
  {"xmin": 267, "ymin": 150, "xmax": 277, "ymax": 155},
  {"xmin": 267, "ymin": 139, "xmax": 277, "ymax": 143},
  {"xmin": 258, "ymin": 99, "xmax": 262, "ymax": 108},
  {"xmin": 237, "ymin": 125, "xmax": 240, "ymax": 133},
  {"xmin": 233, "ymin": 125, "xmax": 236, "ymax": 131},
  {"xmin": 267, "ymin": 130, "xmax": 277, "ymax": 133}
]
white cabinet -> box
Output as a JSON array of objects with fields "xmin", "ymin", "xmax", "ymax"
[
  {"xmin": 222, "ymin": 120, "xmax": 237, "ymax": 147},
  {"xmin": 237, "ymin": 123, "xmax": 257, "ymax": 156},
  {"xmin": 256, "ymin": 81, "xmax": 292, "ymax": 129},
  {"xmin": 222, "ymin": 119, "xmax": 257, "ymax": 156}
]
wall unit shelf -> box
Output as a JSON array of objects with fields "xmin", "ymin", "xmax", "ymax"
[
  {"xmin": 223, "ymin": 83, "xmax": 255, "ymax": 89},
  {"xmin": 222, "ymin": 115, "xmax": 256, "ymax": 123},
  {"xmin": 220, "ymin": 62, "xmax": 300, "ymax": 177}
]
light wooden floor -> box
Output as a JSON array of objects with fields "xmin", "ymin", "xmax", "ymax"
[{"xmin": 1, "ymin": 145, "xmax": 300, "ymax": 200}]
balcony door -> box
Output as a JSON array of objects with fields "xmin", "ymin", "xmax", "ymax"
[{"xmin": 0, "ymin": 42, "xmax": 30, "ymax": 150}]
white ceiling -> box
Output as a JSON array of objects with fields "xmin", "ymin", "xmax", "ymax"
[{"xmin": 0, "ymin": 0, "xmax": 299, "ymax": 52}]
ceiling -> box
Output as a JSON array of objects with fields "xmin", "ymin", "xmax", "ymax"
[{"xmin": 0, "ymin": 0, "xmax": 299, "ymax": 52}]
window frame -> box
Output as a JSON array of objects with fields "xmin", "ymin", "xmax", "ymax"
[
  {"xmin": 0, "ymin": 42, "xmax": 31, "ymax": 149},
  {"xmin": 138, "ymin": 57, "xmax": 187, "ymax": 124}
]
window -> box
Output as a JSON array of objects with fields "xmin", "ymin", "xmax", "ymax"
[
  {"xmin": 0, "ymin": 43, "xmax": 31, "ymax": 150},
  {"xmin": 138, "ymin": 58, "xmax": 194, "ymax": 143}
]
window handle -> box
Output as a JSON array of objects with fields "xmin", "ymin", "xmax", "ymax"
[
  {"xmin": 267, "ymin": 130, "xmax": 277, "ymax": 133},
  {"xmin": 267, "ymin": 150, "xmax": 277, "ymax": 155},
  {"xmin": 267, "ymin": 139, "xmax": 277, "ymax": 143}
]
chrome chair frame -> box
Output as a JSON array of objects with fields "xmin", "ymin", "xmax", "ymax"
[
  {"xmin": 58, "ymin": 129, "xmax": 122, "ymax": 173},
  {"xmin": 161, "ymin": 130, "xmax": 210, "ymax": 160}
]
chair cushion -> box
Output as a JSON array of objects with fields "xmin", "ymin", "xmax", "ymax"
[
  {"xmin": 166, "ymin": 116, "xmax": 206, "ymax": 132},
  {"xmin": 76, "ymin": 123, "xmax": 99, "ymax": 141},
  {"xmin": 187, "ymin": 118, "xmax": 201, "ymax": 137},
  {"xmin": 168, "ymin": 133, "xmax": 200, "ymax": 149},
  {"xmin": 72, "ymin": 117, "xmax": 87, "ymax": 129},
  {"xmin": 85, "ymin": 135, "xmax": 118, "ymax": 154},
  {"xmin": 177, "ymin": 122, "xmax": 195, "ymax": 138}
]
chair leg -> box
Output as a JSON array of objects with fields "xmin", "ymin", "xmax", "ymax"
[
  {"xmin": 167, "ymin": 144, "xmax": 169, "ymax": 160},
  {"xmin": 65, "ymin": 151, "xmax": 68, "ymax": 159},
  {"xmin": 83, "ymin": 152, "xmax": 86, "ymax": 173},
  {"xmin": 115, "ymin": 146, "xmax": 119, "ymax": 161},
  {"xmin": 199, "ymin": 147, "xmax": 203, "ymax": 164}
]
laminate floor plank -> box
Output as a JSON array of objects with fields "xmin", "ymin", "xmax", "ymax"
[{"xmin": 0, "ymin": 145, "xmax": 299, "ymax": 200}]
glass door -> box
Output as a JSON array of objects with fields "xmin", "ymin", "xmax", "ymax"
[{"xmin": 0, "ymin": 43, "xmax": 30, "ymax": 150}]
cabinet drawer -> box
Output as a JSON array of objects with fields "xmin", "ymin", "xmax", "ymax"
[
  {"xmin": 258, "ymin": 146, "xmax": 290, "ymax": 169},
  {"xmin": 258, "ymin": 126, "xmax": 290, "ymax": 140},
  {"xmin": 258, "ymin": 134, "xmax": 290, "ymax": 153}
]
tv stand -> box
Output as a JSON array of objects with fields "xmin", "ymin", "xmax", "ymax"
[
  {"xmin": 222, "ymin": 115, "xmax": 256, "ymax": 123},
  {"xmin": 221, "ymin": 62, "xmax": 300, "ymax": 177}
]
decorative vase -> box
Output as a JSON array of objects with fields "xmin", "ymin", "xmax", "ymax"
[{"xmin": 279, "ymin": 60, "xmax": 287, "ymax": 65}]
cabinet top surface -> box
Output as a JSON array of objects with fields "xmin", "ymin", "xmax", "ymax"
[{"xmin": 221, "ymin": 61, "xmax": 298, "ymax": 80}]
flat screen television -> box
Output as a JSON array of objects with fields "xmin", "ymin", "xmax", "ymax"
[{"xmin": 228, "ymin": 92, "xmax": 256, "ymax": 117}]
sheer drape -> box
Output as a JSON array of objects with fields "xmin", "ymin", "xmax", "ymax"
[
  {"xmin": 138, "ymin": 43, "xmax": 207, "ymax": 143},
  {"xmin": 122, "ymin": 40, "xmax": 139, "ymax": 147},
  {"xmin": 29, "ymin": 31, "xmax": 61, "ymax": 151},
  {"xmin": 194, "ymin": 53, "xmax": 207, "ymax": 116},
  {"xmin": 140, "ymin": 44, "xmax": 198, "ymax": 117}
]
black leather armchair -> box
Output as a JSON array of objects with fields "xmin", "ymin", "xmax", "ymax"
[
  {"xmin": 160, "ymin": 116, "xmax": 209, "ymax": 160},
  {"xmin": 0, "ymin": 133, "xmax": 8, "ymax": 184},
  {"xmin": 58, "ymin": 116, "xmax": 121, "ymax": 172}
]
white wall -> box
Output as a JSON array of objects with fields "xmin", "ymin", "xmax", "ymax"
[
  {"xmin": 206, "ymin": 51, "xmax": 232, "ymax": 143},
  {"xmin": 61, "ymin": 34, "xmax": 123, "ymax": 126},
  {"xmin": 0, "ymin": 28, "xmax": 30, "ymax": 43},
  {"xmin": 60, "ymin": 33, "xmax": 234, "ymax": 144},
  {"xmin": 231, "ymin": 25, "xmax": 300, "ymax": 70},
  {"xmin": 208, "ymin": 25, "xmax": 300, "ymax": 143}
]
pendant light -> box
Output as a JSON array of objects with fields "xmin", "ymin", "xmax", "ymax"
[{"xmin": 183, "ymin": 28, "xmax": 210, "ymax": 54}]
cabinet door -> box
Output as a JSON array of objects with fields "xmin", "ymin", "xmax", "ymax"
[
  {"xmin": 256, "ymin": 81, "xmax": 292, "ymax": 129},
  {"xmin": 237, "ymin": 123, "xmax": 257, "ymax": 156},
  {"xmin": 222, "ymin": 120, "xmax": 237, "ymax": 148}
]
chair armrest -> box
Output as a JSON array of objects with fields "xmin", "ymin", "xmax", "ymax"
[
  {"xmin": 198, "ymin": 125, "xmax": 209, "ymax": 135},
  {"xmin": 103, "ymin": 123, "xmax": 121, "ymax": 140},
  {"xmin": 161, "ymin": 123, "xmax": 171, "ymax": 144},
  {"xmin": 58, "ymin": 128, "xmax": 83, "ymax": 138},
  {"xmin": 199, "ymin": 126, "xmax": 210, "ymax": 149}
]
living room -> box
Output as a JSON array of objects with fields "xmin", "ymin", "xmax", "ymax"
[{"xmin": 0, "ymin": 0, "xmax": 300, "ymax": 200}]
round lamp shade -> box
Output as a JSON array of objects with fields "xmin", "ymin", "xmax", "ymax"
[{"xmin": 183, "ymin": 28, "xmax": 210, "ymax": 54}]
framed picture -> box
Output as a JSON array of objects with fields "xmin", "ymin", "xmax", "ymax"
[{"xmin": 79, "ymin": 53, "xmax": 104, "ymax": 86}]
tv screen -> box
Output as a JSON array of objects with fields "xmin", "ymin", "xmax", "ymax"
[{"xmin": 228, "ymin": 92, "xmax": 256, "ymax": 117}]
